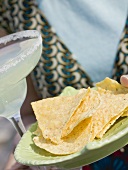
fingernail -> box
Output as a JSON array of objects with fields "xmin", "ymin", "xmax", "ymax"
[{"xmin": 121, "ymin": 75, "xmax": 128, "ymax": 79}]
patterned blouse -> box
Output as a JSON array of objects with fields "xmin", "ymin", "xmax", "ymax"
[{"xmin": 0, "ymin": 0, "xmax": 128, "ymax": 169}]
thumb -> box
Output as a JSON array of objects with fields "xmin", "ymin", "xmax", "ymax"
[{"xmin": 120, "ymin": 75, "xmax": 128, "ymax": 87}]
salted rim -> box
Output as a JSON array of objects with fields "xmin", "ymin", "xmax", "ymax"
[
  {"xmin": 0, "ymin": 30, "xmax": 42, "ymax": 73},
  {"xmin": 0, "ymin": 30, "xmax": 41, "ymax": 45}
]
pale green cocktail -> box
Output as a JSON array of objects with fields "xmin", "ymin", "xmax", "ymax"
[{"xmin": 0, "ymin": 30, "xmax": 42, "ymax": 135}]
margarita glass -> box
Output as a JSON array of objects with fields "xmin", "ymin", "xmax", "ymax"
[{"xmin": 0, "ymin": 30, "xmax": 42, "ymax": 136}]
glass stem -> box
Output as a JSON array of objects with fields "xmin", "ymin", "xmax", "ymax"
[
  {"xmin": 10, "ymin": 113, "xmax": 26, "ymax": 137},
  {"xmin": 10, "ymin": 115, "xmax": 44, "ymax": 170}
]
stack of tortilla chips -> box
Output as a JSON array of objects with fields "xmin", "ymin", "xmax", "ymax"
[{"xmin": 31, "ymin": 78, "xmax": 128, "ymax": 155}]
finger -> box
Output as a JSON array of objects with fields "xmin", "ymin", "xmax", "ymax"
[{"xmin": 120, "ymin": 75, "xmax": 128, "ymax": 87}]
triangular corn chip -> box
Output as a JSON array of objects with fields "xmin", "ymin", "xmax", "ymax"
[
  {"xmin": 96, "ymin": 111, "xmax": 124, "ymax": 138},
  {"xmin": 62, "ymin": 88, "xmax": 100, "ymax": 137},
  {"xmin": 96, "ymin": 77, "xmax": 128, "ymax": 94},
  {"xmin": 33, "ymin": 118, "xmax": 92, "ymax": 155},
  {"xmin": 31, "ymin": 88, "xmax": 88, "ymax": 144},
  {"xmin": 91, "ymin": 87, "xmax": 128, "ymax": 140}
]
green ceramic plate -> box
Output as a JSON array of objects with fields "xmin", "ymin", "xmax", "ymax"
[{"xmin": 14, "ymin": 87, "xmax": 128, "ymax": 169}]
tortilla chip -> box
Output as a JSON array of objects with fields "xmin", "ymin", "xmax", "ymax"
[
  {"xmin": 96, "ymin": 76, "xmax": 128, "ymax": 116},
  {"xmin": 96, "ymin": 111, "xmax": 124, "ymax": 138},
  {"xmin": 91, "ymin": 87, "xmax": 128, "ymax": 140},
  {"xmin": 31, "ymin": 88, "xmax": 88, "ymax": 144},
  {"xmin": 96, "ymin": 77, "xmax": 128, "ymax": 94},
  {"xmin": 33, "ymin": 117, "xmax": 92, "ymax": 155},
  {"xmin": 62, "ymin": 88, "xmax": 101, "ymax": 137}
]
